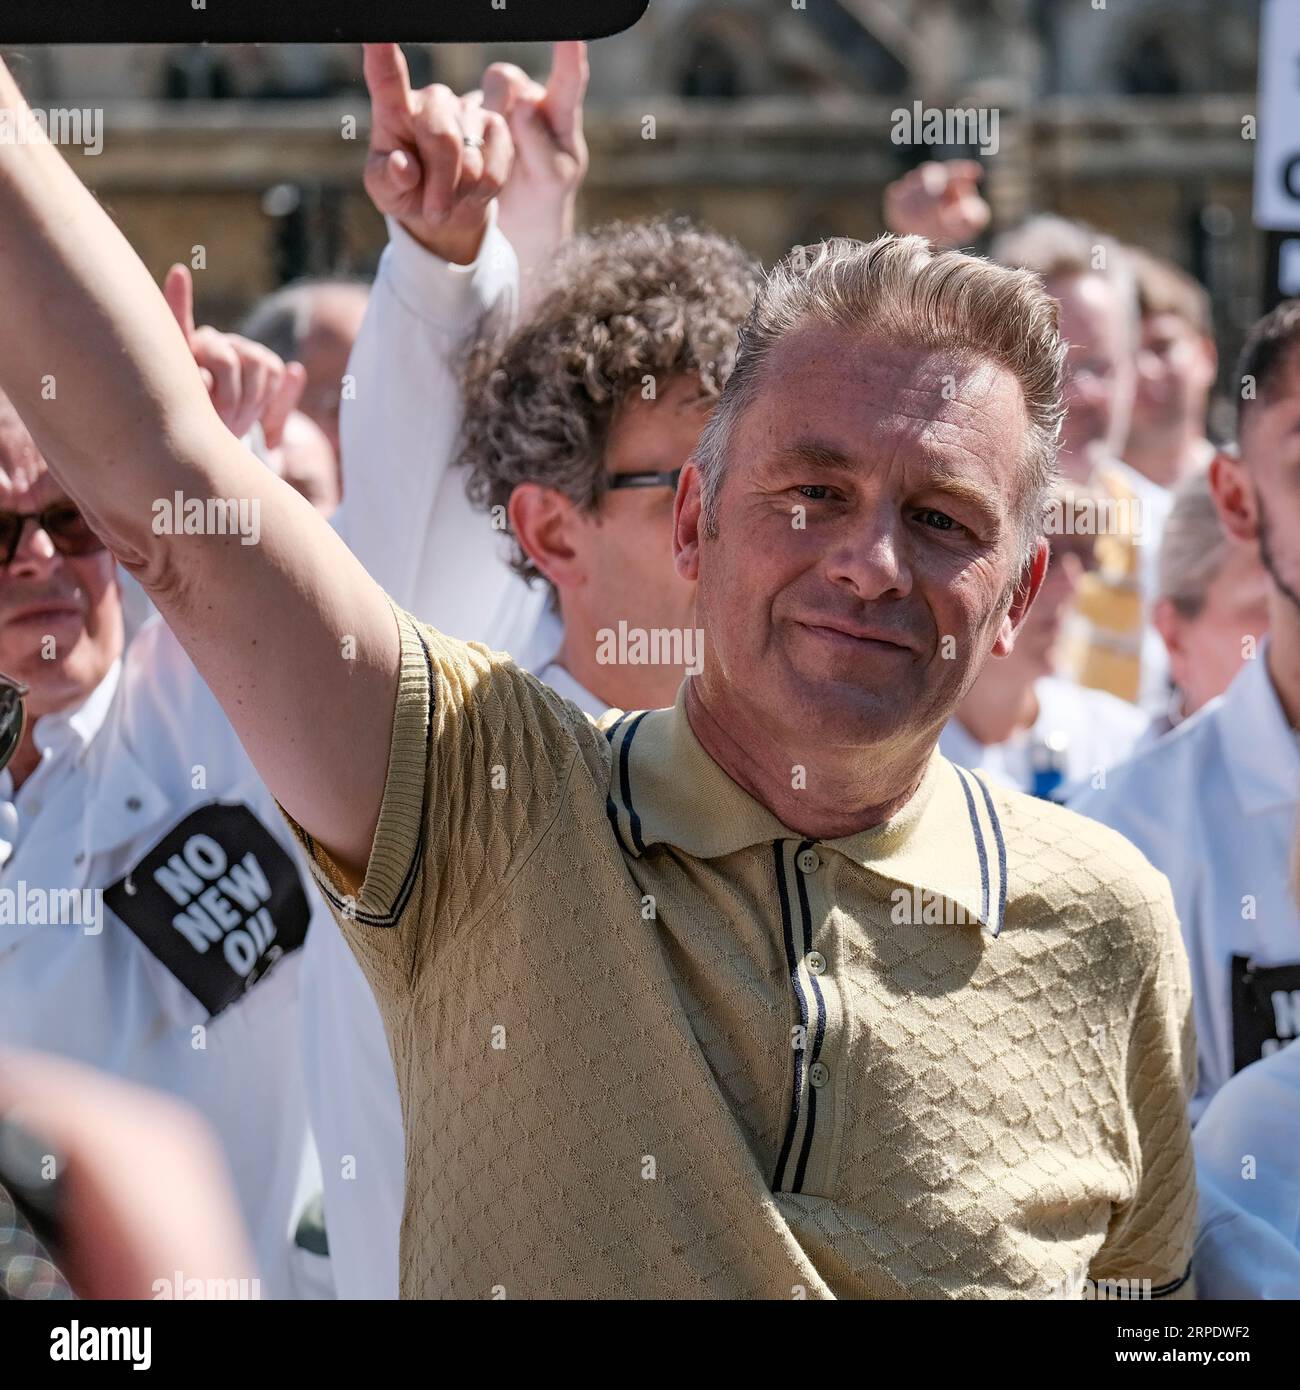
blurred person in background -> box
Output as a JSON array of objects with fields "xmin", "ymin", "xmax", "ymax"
[
  {"xmin": 939, "ymin": 482, "xmax": 1147, "ymax": 801},
  {"xmin": 1072, "ymin": 301, "xmax": 1300, "ymax": 1121},
  {"xmin": 264, "ymin": 407, "xmax": 340, "ymax": 516},
  {"xmin": 0, "ymin": 305, "xmax": 330, "ymax": 1298},
  {"xmin": 994, "ymin": 215, "xmax": 1171, "ymax": 714},
  {"xmin": 1147, "ymin": 461, "xmax": 1270, "ymax": 739},
  {"xmin": 240, "ymin": 278, "xmax": 370, "ymax": 468},
  {"xmin": 1192, "ymin": 813, "xmax": 1300, "ymax": 1299},
  {"xmin": 1125, "ymin": 248, "xmax": 1218, "ymax": 491}
]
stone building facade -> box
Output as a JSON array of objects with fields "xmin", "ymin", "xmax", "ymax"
[{"xmin": 0, "ymin": 0, "xmax": 1265, "ymax": 378}]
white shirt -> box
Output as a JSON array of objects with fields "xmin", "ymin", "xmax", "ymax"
[
  {"xmin": 0, "ymin": 617, "xmax": 329, "ymax": 1297},
  {"xmin": 1070, "ymin": 649, "xmax": 1300, "ymax": 1121},
  {"xmin": 1193, "ymin": 1041, "xmax": 1300, "ymax": 1297},
  {"xmin": 939, "ymin": 675, "xmax": 1147, "ymax": 802},
  {"xmin": 310, "ymin": 206, "xmax": 551, "ymax": 1298},
  {"xmin": 529, "ymin": 606, "xmax": 608, "ymax": 718}
]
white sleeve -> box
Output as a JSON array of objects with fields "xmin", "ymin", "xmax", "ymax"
[{"xmin": 333, "ymin": 205, "xmax": 519, "ymax": 615}]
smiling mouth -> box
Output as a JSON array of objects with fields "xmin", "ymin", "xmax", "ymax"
[{"xmin": 799, "ymin": 621, "xmax": 910, "ymax": 652}]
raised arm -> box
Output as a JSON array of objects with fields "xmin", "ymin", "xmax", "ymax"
[
  {"xmin": 336, "ymin": 44, "xmax": 518, "ymax": 619},
  {"xmin": 337, "ymin": 44, "xmax": 587, "ymax": 645},
  {"xmin": 484, "ymin": 41, "xmax": 589, "ymax": 314},
  {"xmin": 0, "ymin": 59, "xmax": 397, "ymax": 884}
]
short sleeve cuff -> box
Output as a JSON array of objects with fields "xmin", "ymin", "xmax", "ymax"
[{"xmin": 280, "ymin": 598, "xmax": 431, "ymax": 928}]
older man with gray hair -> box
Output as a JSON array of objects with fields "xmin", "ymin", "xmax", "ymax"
[{"xmin": 0, "ymin": 52, "xmax": 1195, "ymax": 1300}]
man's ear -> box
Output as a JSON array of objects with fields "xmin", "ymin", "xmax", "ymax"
[
  {"xmin": 1152, "ymin": 595, "xmax": 1185, "ymax": 665},
  {"xmin": 990, "ymin": 537, "xmax": 1048, "ymax": 659},
  {"xmin": 674, "ymin": 460, "xmax": 703, "ymax": 582},
  {"xmin": 1209, "ymin": 449, "xmax": 1258, "ymax": 544},
  {"xmin": 508, "ymin": 484, "xmax": 584, "ymax": 591}
]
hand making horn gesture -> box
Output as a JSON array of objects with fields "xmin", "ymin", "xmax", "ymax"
[
  {"xmin": 362, "ymin": 41, "xmax": 513, "ymax": 265},
  {"xmin": 481, "ymin": 41, "xmax": 590, "ymax": 295}
]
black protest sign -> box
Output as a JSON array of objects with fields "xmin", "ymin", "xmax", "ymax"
[
  {"xmin": 1230, "ymin": 953, "xmax": 1300, "ymax": 1075},
  {"xmin": 104, "ymin": 803, "xmax": 309, "ymax": 1018}
]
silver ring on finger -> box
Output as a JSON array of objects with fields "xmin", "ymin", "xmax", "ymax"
[{"xmin": 462, "ymin": 134, "xmax": 485, "ymax": 149}]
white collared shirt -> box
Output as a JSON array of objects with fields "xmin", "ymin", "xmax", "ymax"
[
  {"xmin": 1070, "ymin": 648, "xmax": 1300, "ymax": 1120},
  {"xmin": 0, "ymin": 617, "xmax": 329, "ymax": 1297},
  {"xmin": 939, "ymin": 675, "xmax": 1147, "ymax": 802},
  {"xmin": 0, "ymin": 658, "xmax": 120, "ymax": 865},
  {"xmin": 529, "ymin": 605, "xmax": 609, "ymax": 718}
]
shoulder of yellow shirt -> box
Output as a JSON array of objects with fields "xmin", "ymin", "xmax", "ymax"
[{"xmin": 971, "ymin": 772, "xmax": 1179, "ymax": 968}]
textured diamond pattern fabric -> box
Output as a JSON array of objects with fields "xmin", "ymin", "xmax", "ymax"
[{"xmin": 287, "ymin": 606, "xmax": 1196, "ymax": 1299}]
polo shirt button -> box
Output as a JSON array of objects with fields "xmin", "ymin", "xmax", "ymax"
[
  {"xmin": 796, "ymin": 848, "xmax": 820, "ymax": 874},
  {"xmin": 809, "ymin": 1061, "xmax": 830, "ymax": 1088},
  {"xmin": 806, "ymin": 950, "xmax": 826, "ymax": 975}
]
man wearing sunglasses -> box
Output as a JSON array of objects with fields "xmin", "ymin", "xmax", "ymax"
[{"xmin": 0, "ymin": 316, "xmax": 332, "ymax": 1296}]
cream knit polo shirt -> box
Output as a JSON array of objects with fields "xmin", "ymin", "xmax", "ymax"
[{"xmin": 285, "ymin": 604, "xmax": 1197, "ymax": 1300}]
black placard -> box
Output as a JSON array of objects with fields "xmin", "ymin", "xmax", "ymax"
[
  {"xmin": 0, "ymin": 1, "xmax": 648, "ymax": 45},
  {"xmin": 1229, "ymin": 952, "xmax": 1300, "ymax": 1074},
  {"xmin": 103, "ymin": 802, "xmax": 309, "ymax": 1019}
]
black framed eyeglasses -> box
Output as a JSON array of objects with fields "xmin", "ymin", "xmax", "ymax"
[
  {"xmin": 0, "ymin": 505, "xmax": 104, "ymax": 568},
  {"xmin": 606, "ymin": 468, "xmax": 683, "ymax": 492},
  {"xmin": 0, "ymin": 673, "xmax": 28, "ymax": 777}
]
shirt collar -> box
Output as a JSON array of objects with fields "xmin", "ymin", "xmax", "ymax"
[
  {"xmin": 1218, "ymin": 645, "xmax": 1300, "ymax": 816},
  {"xmin": 599, "ymin": 685, "xmax": 1009, "ymax": 937},
  {"xmin": 34, "ymin": 659, "xmax": 121, "ymax": 762}
]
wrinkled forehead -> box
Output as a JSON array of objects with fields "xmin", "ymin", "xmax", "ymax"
[
  {"xmin": 0, "ymin": 403, "xmax": 50, "ymax": 505},
  {"xmin": 751, "ymin": 325, "xmax": 1029, "ymax": 468}
]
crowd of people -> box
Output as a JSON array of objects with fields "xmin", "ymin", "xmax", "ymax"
[{"xmin": 0, "ymin": 37, "xmax": 1295, "ymax": 1300}]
